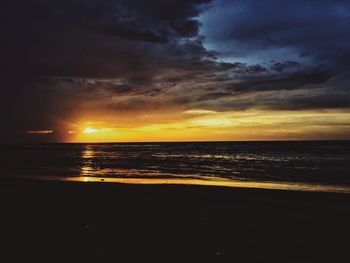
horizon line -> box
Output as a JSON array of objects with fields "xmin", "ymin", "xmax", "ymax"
[{"xmin": 1, "ymin": 139, "xmax": 350, "ymax": 145}]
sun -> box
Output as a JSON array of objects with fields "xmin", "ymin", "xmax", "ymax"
[{"xmin": 82, "ymin": 127, "xmax": 97, "ymax": 134}]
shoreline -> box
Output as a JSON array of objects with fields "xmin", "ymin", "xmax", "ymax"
[{"xmin": 5, "ymin": 174, "xmax": 350, "ymax": 194}]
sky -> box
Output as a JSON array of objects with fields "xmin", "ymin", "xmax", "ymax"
[{"xmin": 1, "ymin": 0, "xmax": 350, "ymax": 142}]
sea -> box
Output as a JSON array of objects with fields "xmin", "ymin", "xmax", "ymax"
[{"xmin": 1, "ymin": 141, "xmax": 350, "ymax": 193}]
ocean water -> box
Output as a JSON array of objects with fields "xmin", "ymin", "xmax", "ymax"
[{"xmin": 1, "ymin": 141, "xmax": 350, "ymax": 192}]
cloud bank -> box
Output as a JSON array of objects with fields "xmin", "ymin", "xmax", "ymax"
[{"xmin": 1, "ymin": 0, "xmax": 349, "ymax": 141}]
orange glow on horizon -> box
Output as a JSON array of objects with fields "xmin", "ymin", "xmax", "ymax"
[{"xmin": 64, "ymin": 109, "xmax": 350, "ymax": 143}]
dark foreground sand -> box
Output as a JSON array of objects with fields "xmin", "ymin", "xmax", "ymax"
[{"xmin": 1, "ymin": 179, "xmax": 350, "ymax": 262}]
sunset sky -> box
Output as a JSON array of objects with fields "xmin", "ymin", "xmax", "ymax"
[{"xmin": 1, "ymin": 0, "xmax": 350, "ymax": 142}]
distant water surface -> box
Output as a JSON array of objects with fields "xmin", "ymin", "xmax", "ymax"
[{"xmin": 1, "ymin": 141, "xmax": 350, "ymax": 193}]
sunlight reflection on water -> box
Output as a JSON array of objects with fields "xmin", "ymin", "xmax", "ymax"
[{"xmin": 2, "ymin": 141, "xmax": 350, "ymax": 193}]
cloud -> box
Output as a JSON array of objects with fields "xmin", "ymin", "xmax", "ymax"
[
  {"xmin": 270, "ymin": 61, "xmax": 300, "ymax": 72},
  {"xmin": 1, "ymin": 0, "xmax": 212, "ymax": 76},
  {"xmin": 0, "ymin": 0, "xmax": 350, "ymax": 142},
  {"xmin": 200, "ymin": 0, "xmax": 350, "ymax": 68}
]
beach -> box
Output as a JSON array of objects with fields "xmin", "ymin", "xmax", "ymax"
[{"xmin": 1, "ymin": 178, "xmax": 350, "ymax": 262}]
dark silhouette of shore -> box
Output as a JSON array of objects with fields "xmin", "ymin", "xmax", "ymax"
[{"xmin": 1, "ymin": 179, "xmax": 350, "ymax": 262}]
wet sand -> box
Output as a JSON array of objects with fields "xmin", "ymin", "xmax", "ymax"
[{"xmin": 1, "ymin": 179, "xmax": 350, "ymax": 262}]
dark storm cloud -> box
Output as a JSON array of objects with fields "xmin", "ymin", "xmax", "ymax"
[
  {"xmin": 195, "ymin": 0, "xmax": 350, "ymax": 110},
  {"xmin": 232, "ymin": 69, "xmax": 335, "ymax": 93},
  {"xmin": 1, "ymin": 0, "xmax": 350, "ymax": 142},
  {"xmin": 1, "ymin": 0, "xmax": 211, "ymax": 73},
  {"xmin": 271, "ymin": 61, "xmax": 300, "ymax": 73},
  {"xmin": 188, "ymin": 86, "xmax": 350, "ymax": 112},
  {"xmin": 0, "ymin": 0, "xmax": 212, "ymax": 141},
  {"xmin": 201, "ymin": 0, "xmax": 350, "ymax": 68}
]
